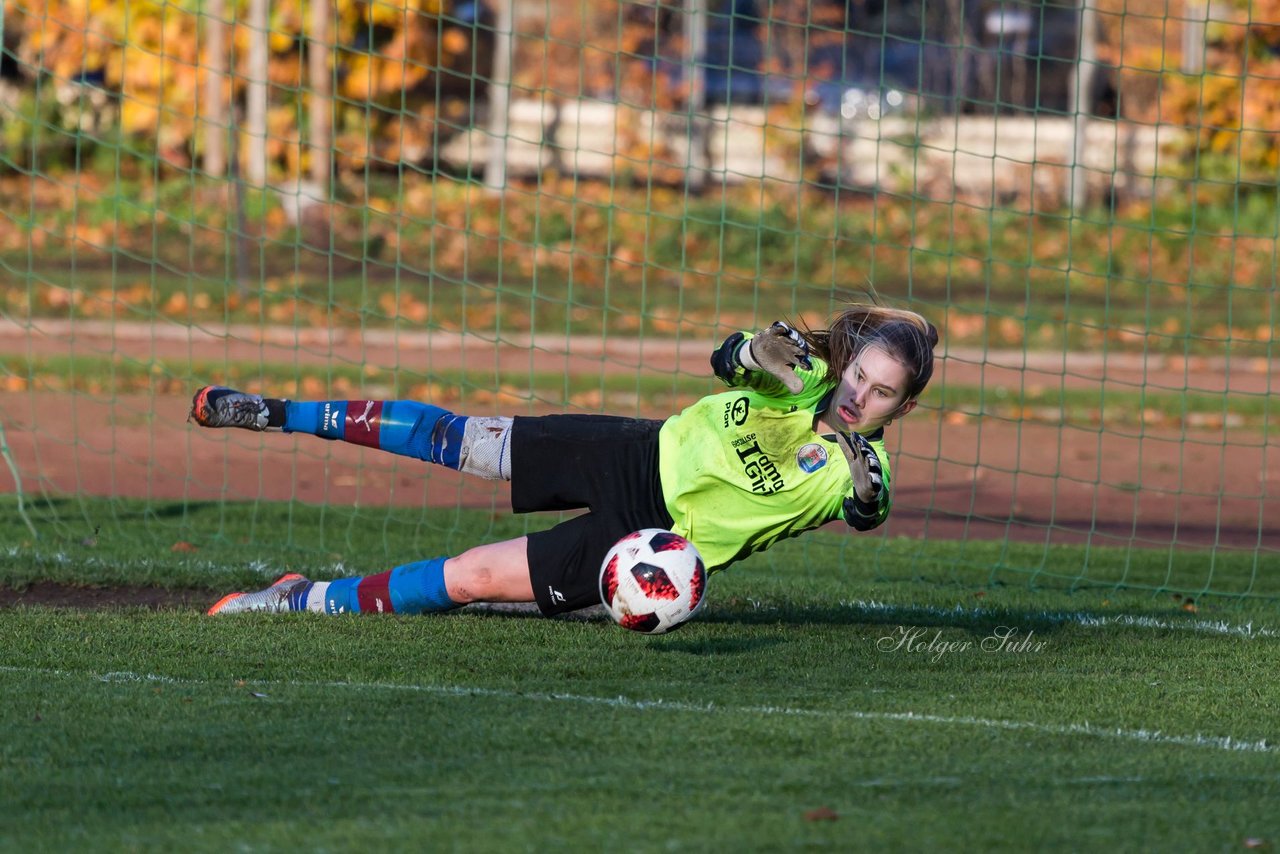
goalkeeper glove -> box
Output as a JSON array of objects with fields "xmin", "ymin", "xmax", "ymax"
[
  {"xmin": 835, "ymin": 430, "xmax": 885, "ymax": 531},
  {"xmin": 737, "ymin": 321, "xmax": 812, "ymax": 394}
]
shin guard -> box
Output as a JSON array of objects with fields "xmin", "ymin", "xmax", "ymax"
[
  {"xmin": 284, "ymin": 400, "xmax": 468, "ymax": 467},
  {"xmin": 318, "ymin": 557, "xmax": 458, "ymax": 615}
]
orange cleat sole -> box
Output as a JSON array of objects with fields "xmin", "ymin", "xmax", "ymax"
[
  {"xmin": 189, "ymin": 386, "xmax": 215, "ymax": 426},
  {"xmin": 206, "ymin": 572, "xmax": 307, "ymax": 615},
  {"xmin": 205, "ymin": 591, "xmax": 245, "ymax": 616}
]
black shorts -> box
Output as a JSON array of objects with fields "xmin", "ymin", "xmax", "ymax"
[{"xmin": 511, "ymin": 414, "xmax": 674, "ymax": 616}]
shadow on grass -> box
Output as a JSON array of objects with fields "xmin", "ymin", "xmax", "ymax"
[
  {"xmin": 5, "ymin": 495, "xmax": 232, "ymax": 526},
  {"xmin": 647, "ymin": 635, "xmax": 787, "ymax": 655}
]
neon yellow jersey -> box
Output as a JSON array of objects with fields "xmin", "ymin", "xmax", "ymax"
[{"xmin": 657, "ymin": 343, "xmax": 892, "ymax": 571}]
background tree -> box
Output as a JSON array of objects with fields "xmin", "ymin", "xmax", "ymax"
[
  {"xmin": 4, "ymin": 0, "xmax": 485, "ymax": 175},
  {"xmin": 1158, "ymin": 0, "xmax": 1280, "ymax": 186}
]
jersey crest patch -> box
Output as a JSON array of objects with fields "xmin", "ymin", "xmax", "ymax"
[{"xmin": 796, "ymin": 443, "xmax": 828, "ymax": 473}]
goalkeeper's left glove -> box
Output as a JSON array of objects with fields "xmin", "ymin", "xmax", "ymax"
[
  {"xmin": 835, "ymin": 430, "xmax": 885, "ymax": 531},
  {"xmin": 737, "ymin": 321, "xmax": 812, "ymax": 394}
]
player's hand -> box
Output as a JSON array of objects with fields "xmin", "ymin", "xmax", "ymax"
[
  {"xmin": 835, "ymin": 430, "xmax": 883, "ymax": 509},
  {"xmin": 738, "ymin": 321, "xmax": 812, "ymax": 393}
]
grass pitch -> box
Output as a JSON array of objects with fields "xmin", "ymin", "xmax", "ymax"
[{"xmin": 2, "ymin": 498, "xmax": 1279, "ymax": 851}]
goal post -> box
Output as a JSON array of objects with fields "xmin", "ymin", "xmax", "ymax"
[{"xmin": 0, "ymin": 0, "xmax": 1276, "ymax": 600}]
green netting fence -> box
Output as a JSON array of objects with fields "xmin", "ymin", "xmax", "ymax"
[{"xmin": 0, "ymin": 0, "xmax": 1276, "ymax": 599}]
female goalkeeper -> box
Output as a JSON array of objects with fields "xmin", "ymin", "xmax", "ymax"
[{"xmin": 192, "ymin": 304, "xmax": 938, "ymax": 617}]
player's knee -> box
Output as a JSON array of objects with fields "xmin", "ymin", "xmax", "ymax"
[{"xmin": 443, "ymin": 549, "xmax": 494, "ymax": 603}]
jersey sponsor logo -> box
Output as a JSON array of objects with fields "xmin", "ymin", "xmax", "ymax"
[
  {"xmin": 723, "ymin": 396, "xmax": 750, "ymax": 428},
  {"xmin": 735, "ymin": 437, "xmax": 784, "ymax": 494},
  {"xmin": 796, "ymin": 443, "xmax": 828, "ymax": 473}
]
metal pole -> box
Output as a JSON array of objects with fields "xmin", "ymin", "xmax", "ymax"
[
  {"xmin": 246, "ymin": 0, "xmax": 269, "ymax": 186},
  {"xmin": 684, "ymin": 0, "xmax": 708, "ymax": 191},
  {"xmin": 229, "ymin": 105, "xmax": 252, "ymax": 297},
  {"xmin": 484, "ymin": 0, "xmax": 513, "ymax": 194},
  {"xmin": 1069, "ymin": 0, "xmax": 1097, "ymax": 213},
  {"xmin": 203, "ymin": 0, "xmax": 227, "ymax": 177},
  {"xmin": 308, "ymin": 0, "xmax": 332, "ymax": 193}
]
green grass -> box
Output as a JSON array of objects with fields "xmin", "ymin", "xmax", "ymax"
[
  {"xmin": 4, "ymin": 495, "xmax": 1280, "ymax": 600},
  {"xmin": 2, "ymin": 498, "xmax": 1279, "ymax": 850},
  {"xmin": 8, "ymin": 103, "xmax": 1280, "ymax": 852},
  {"xmin": 2, "ymin": 607, "xmax": 1279, "ymax": 851}
]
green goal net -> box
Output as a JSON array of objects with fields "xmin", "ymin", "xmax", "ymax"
[{"xmin": 0, "ymin": 0, "xmax": 1276, "ymax": 599}]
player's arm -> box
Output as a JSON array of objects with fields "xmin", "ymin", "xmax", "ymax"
[
  {"xmin": 710, "ymin": 321, "xmax": 813, "ymax": 394},
  {"xmin": 834, "ymin": 431, "xmax": 891, "ymax": 531}
]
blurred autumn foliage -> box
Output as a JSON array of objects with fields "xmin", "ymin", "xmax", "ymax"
[
  {"xmin": 1111, "ymin": 0, "xmax": 1280, "ymax": 185},
  {"xmin": 3, "ymin": 0, "xmax": 1278, "ymax": 366},
  {"xmin": 13, "ymin": 0, "xmax": 1269, "ymax": 188},
  {"xmin": 1, "ymin": 0, "xmax": 1277, "ymax": 249},
  {"xmin": 2, "ymin": 0, "xmax": 492, "ymax": 171},
  {"xmin": 1131, "ymin": 0, "xmax": 1280, "ymax": 185}
]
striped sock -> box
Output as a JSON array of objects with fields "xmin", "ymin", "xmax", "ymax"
[
  {"xmin": 293, "ymin": 581, "xmax": 328, "ymax": 614},
  {"xmin": 282, "ymin": 400, "xmax": 469, "ymax": 468},
  {"xmin": 306, "ymin": 557, "xmax": 458, "ymax": 615}
]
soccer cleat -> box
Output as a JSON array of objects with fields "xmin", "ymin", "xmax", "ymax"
[
  {"xmin": 207, "ymin": 573, "xmax": 310, "ymax": 615},
  {"xmin": 189, "ymin": 386, "xmax": 272, "ymax": 431}
]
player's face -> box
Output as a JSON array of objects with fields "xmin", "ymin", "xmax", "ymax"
[{"xmin": 828, "ymin": 345, "xmax": 917, "ymax": 433}]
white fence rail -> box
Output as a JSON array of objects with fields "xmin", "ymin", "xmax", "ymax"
[{"xmin": 441, "ymin": 99, "xmax": 1179, "ymax": 204}]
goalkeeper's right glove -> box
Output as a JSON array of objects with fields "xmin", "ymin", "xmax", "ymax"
[{"xmin": 736, "ymin": 321, "xmax": 812, "ymax": 394}]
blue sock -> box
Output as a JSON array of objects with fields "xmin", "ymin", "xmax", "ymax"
[
  {"xmin": 388, "ymin": 557, "xmax": 459, "ymax": 614},
  {"xmin": 320, "ymin": 577, "xmax": 362, "ymax": 614},
  {"xmin": 283, "ymin": 400, "xmax": 468, "ymax": 467},
  {"xmin": 316, "ymin": 557, "xmax": 458, "ymax": 615}
]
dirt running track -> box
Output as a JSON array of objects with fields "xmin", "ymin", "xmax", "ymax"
[{"xmin": 2, "ymin": 320, "xmax": 1278, "ymax": 560}]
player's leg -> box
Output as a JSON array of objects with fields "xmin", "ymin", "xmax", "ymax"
[
  {"xmin": 204, "ymin": 413, "xmax": 666, "ymax": 617},
  {"xmin": 523, "ymin": 513, "xmax": 617, "ymax": 615},
  {"xmin": 207, "ymin": 536, "xmax": 533, "ymax": 615},
  {"xmin": 190, "ymin": 386, "xmax": 511, "ymax": 479},
  {"xmin": 507, "ymin": 415, "xmax": 675, "ymax": 615}
]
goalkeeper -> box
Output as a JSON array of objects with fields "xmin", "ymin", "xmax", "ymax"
[{"xmin": 192, "ymin": 303, "xmax": 937, "ymax": 617}]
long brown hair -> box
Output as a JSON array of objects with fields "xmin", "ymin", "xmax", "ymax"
[{"xmin": 801, "ymin": 305, "xmax": 939, "ymax": 400}]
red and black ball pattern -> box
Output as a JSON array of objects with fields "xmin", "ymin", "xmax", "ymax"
[
  {"xmin": 598, "ymin": 528, "xmax": 708, "ymax": 635},
  {"xmin": 619, "ymin": 612, "xmax": 663, "ymax": 633},
  {"xmin": 631, "ymin": 562, "xmax": 679, "ymax": 600},
  {"xmin": 648, "ymin": 531, "xmax": 686, "ymax": 552},
  {"xmin": 599, "ymin": 554, "xmax": 620, "ymax": 605},
  {"xmin": 687, "ymin": 559, "xmax": 706, "ymax": 610}
]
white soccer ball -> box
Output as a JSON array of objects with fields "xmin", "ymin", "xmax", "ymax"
[{"xmin": 598, "ymin": 528, "xmax": 707, "ymax": 634}]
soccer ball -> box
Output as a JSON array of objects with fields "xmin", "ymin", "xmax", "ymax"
[{"xmin": 599, "ymin": 529, "xmax": 707, "ymax": 634}]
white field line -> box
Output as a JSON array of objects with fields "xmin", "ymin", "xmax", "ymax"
[
  {"xmin": 2, "ymin": 664, "xmax": 1274, "ymax": 755},
  {"xmin": 844, "ymin": 774, "xmax": 1271, "ymax": 787},
  {"xmin": 839, "ymin": 599, "xmax": 1279, "ymax": 639}
]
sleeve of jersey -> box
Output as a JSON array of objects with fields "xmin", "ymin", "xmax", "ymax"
[
  {"xmin": 709, "ymin": 331, "xmax": 827, "ymax": 398},
  {"xmin": 841, "ymin": 448, "xmax": 893, "ymax": 532}
]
